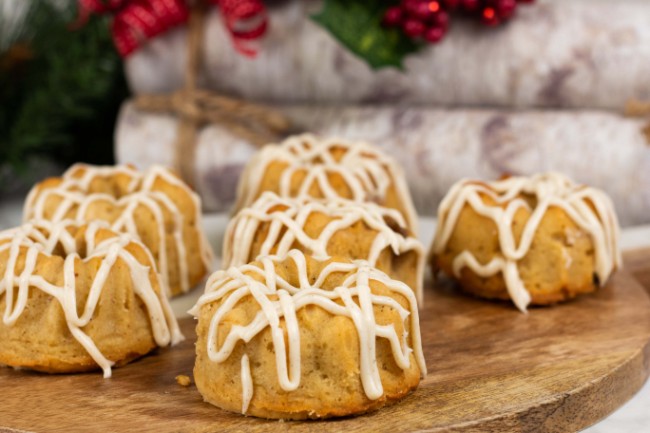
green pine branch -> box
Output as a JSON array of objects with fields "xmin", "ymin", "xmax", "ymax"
[
  {"xmin": 0, "ymin": 0, "xmax": 128, "ymax": 178},
  {"xmin": 312, "ymin": 0, "xmax": 422, "ymax": 70}
]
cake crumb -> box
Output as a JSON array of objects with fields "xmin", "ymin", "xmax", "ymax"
[{"xmin": 176, "ymin": 374, "xmax": 192, "ymax": 387}]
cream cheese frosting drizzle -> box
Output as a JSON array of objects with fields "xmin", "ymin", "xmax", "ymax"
[
  {"xmin": 234, "ymin": 134, "xmax": 418, "ymax": 231},
  {"xmin": 240, "ymin": 354, "xmax": 253, "ymax": 414},
  {"xmin": 224, "ymin": 192, "xmax": 425, "ymax": 303},
  {"xmin": 189, "ymin": 250, "xmax": 427, "ymax": 412},
  {"xmin": 23, "ymin": 164, "xmax": 213, "ymax": 296},
  {"xmin": 0, "ymin": 220, "xmax": 183, "ymax": 378},
  {"xmin": 432, "ymin": 172, "xmax": 622, "ymax": 312}
]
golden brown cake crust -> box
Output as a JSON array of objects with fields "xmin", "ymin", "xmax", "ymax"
[
  {"xmin": 234, "ymin": 134, "xmax": 418, "ymax": 231},
  {"xmin": 435, "ymin": 203, "xmax": 600, "ymax": 305},
  {"xmin": 430, "ymin": 173, "xmax": 621, "ymax": 310},
  {"xmin": 223, "ymin": 193, "xmax": 424, "ymax": 301},
  {"xmin": 0, "ymin": 221, "xmax": 182, "ymax": 375},
  {"xmin": 23, "ymin": 164, "xmax": 212, "ymax": 297},
  {"xmin": 192, "ymin": 252, "xmax": 425, "ymax": 419}
]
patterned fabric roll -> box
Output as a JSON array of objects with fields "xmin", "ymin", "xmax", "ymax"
[
  {"xmin": 126, "ymin": 0, "xmax": 650, "ymax": 109},
  {"xmin": 115, "ymin": 102, "xmax": 650, "ymax": 226}
]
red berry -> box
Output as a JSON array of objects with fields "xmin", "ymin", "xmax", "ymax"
[
  {"xmin": 433, "ymin": 10, "xmax": 450, "ymax": 29},
  {"xmin": 383, "ymin": 6, "xmax": 403, "ymax": 27},
  {"xmin": 427, "ymin": 1, "xmax": 442, "ymax": 13},
  {"xmin": 481, "ymin": 6, "xmax": 501, "ymax": 25},
  {"xmin": 402, "ymin": 18, "xmax": 426, "ymax": 38},
  {"xmin": 424, "ymin": 26, "xmax": 446, "ymax": 43},
  {"xmin": 414, "ymin": 1, "xmax": 435, "ymax": 20},
  {"xmin": 416, "ymin": 1, "xmax": 444, "ymax": 21},
  {"xmin": 496, "ymin": 0, "xmax": 517, "ymax": 18},
  {"xmin": 461, "ymin": 0, "xmax": 481, "ymax": 12}
]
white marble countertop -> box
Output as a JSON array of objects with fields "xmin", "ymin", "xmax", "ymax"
[{"xmin": 1, "ymin": 196, "xmax": 649, "ymax": 432}]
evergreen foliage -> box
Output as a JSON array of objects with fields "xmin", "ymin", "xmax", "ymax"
[{"xmin": 0, "ymin": 0, "xmax": 128, "ymax": 178}]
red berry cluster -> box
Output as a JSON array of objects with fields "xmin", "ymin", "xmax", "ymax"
[
  {"xmin": 460, "ymin": 0, "xmax": 535, "ymax": 26},
  {"xmin": 383, "ymin": 0, "xmax": 535, "ymax": 44},
  {"xmin": 383, "ymin": 0, "xmax": 451, "ymax": 43}
]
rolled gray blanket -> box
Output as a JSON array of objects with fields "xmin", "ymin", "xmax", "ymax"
[
  {"xmin": 115, "ymin": 101, "xmax": 650, "ymax": 226},
  {"xmin": 126, "ymin": 0, "xmax": 650, "ymax": 109}
]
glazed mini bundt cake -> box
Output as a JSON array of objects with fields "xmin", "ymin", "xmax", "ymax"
[
  {"xmin": 234, "ymin": 134, "xmax": 418, "ymax": 230},
  {"xmin": 430, "ymin": 172, "xmax": 621, "ymax": 311},
  {"xmin": 0, "ymin": 220, "xmax": 183, "ymax": 377},
  {"xmin": 23, "ymin": 164, "xmax": 213, "ymax": 297},
  {"xmin": 190, "ymin": 250, "xmax": 426, "ymax": 419},
  {"xmin": 223, "ymin": 192, "xmax": 424, "ymax": 303}
]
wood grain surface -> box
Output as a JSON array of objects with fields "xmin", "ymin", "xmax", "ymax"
[{"xmin": 2, "ymin": 249, "xmax": 650, "ymax": 433}]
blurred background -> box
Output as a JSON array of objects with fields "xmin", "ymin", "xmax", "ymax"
[{"xmin": 2, "ymin": 0, "xmax": 650, "ymax": 225}]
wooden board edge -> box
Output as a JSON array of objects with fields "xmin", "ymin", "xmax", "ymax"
[{"xmin": 419, "ymin": 341, "xmax": 650, "ymax": 433}]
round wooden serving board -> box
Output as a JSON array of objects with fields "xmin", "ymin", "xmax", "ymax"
[{"xmin": 2, "ymin": 255, "xmax": 650, "ymax": 433}]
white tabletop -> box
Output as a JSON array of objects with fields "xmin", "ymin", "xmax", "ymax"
[{"xmin": 1, "ymin": 197, "xmax": 649, "ymax": 432}]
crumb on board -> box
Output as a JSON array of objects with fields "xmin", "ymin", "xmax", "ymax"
[{"xmin": 175, "ymin": 374, "xmax": 192, "ymax": 387}]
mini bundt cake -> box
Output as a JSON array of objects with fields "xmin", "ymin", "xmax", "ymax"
[
  {"xmin": 0, "ymin": 220, "xmax": 183, "ymax": 377},
  {"xmin": 223, "ymin": 192, "xmax": 424, "ymax": 303},
  {"xmin": 430, "ymin": 172, "xmax": 621, "ymax": 311},
  {"xmin": 23, "ymin": 164, "xmax": 213, "ymax": 297},
  {"xmin": 190, "ymin": 250, "xmax": 426, "ymax": 419},
  {"xmin": 234, "ymin": 134, "xmax": 418, "ymax": 230}
]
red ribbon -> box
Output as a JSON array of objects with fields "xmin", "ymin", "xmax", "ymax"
[
  {"xmin": 76, "ymin": 0, "xmax": 267, "ymax": 58},
  {"xmin": 216, "ymin": 0, "xmax": 268, "ymax": 57}
]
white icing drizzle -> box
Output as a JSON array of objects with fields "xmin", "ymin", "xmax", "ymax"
[
  {"xmin": 189, "ymin": 250, "xmax": 427, "ymax": 412},
  {"xmin": 241, "ymin": 354, "xmax": 253, "ymax": 414},
  {"xmin": 0, "ymin": 220, "xmax": 183, "ymax": 378},
  {"xmin": 23, "ymin": 164, "xmax": 213, "ymax": 296},
  {"xmin": 234, "ymin": 134, "xmax": 418, "ymax": 231},
  {"xmin": 224, "ymin": 192, "xmax": 425, "ymax": 304},
  {"xmin": 432, "ymin": 172, "xmax": 622, "ymax": 312}
]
